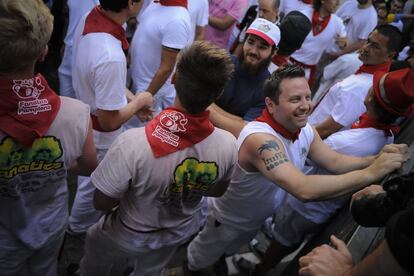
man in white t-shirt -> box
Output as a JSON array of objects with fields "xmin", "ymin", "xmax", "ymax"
[
  {"xmin": 69, "ymin": 0, "xmax": 153, "ymax": 235},
  {"xmin": 279, "ymin": 0, "xmax": 312, "ymax": 18},
  {"xmin": 0, "ymin": 1, "xmax": 97, "ymax": 274},
  {"xmin": 57, "ymin": 0, "xmax": 99, "ymax": 98},
  {"xmin": 129, "ymin": 0, "xmax": 191, "ymax": 128},
  {"xmin": 188, "ymin": 0, "xmax": 209, "ymax": 41},
  {"xmin": 309, "ymin": 25, "xmax": 402, "ymax": 139},
  {"xmin": 186, "ymin": 64, "xmax": 408, "ymax": 275},
  {"xmin": 80, "ymin": 41, "xmax": 237, "ymax": 276},
  {"xmin": 331, "ymin": 0, "xmax": 377, "ymax": 58}
]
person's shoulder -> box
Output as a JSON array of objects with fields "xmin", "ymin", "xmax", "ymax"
[{"xmin": 59, "ymin": 96, "xmax": 90, "ymax": 116}]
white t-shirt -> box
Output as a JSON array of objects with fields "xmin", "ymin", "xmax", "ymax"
[
  {"xmin": 72, "ymin": 14, "xmax": 127, "ymax": 149},
  {"xmin": 91, "ymin": 127, "xmax": 237, "ymax": 249},
  {"xmin": 291, "ymin": 9, "xmax": 346, "ymax": 66},
  {"xmin": 289, "ymin": 127, "xmax": 394, "ymax": 223},
  {"xmin": 309, "ymin": 72, "xmax": 373, "ymax": 130},
  {"xmin": 188, "ymin": 0, "xmax": 209, "ymax": 43},
  {"xmin": 212, "ymin": 121, "xmax": 315, "ymax": 231},
  {"xmin": 335, "ymin": 0, "xmax": 377, "ymax": 44},
  {"xmin": 0, "ymin": 97, "xmax": 90, "ymax": 249},
  {"xmin": 279, "ymin": 0, "xmax": 312, "ymax": 16},
  {"xmin": 130, "ymin": 4, "xmax": 191, "ymax": 96}
]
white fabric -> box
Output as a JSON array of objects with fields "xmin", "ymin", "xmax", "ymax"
[
  {"xmin": 72, "ymin": 14, "xmax": 128, "ymax": 149},
  {"xmin": 129, "ymin": 4, "xmax": 191, "ymax": 119},
  {"xmin": 313, "ymin": 52, "xmax": 362, "ymax": 104},
  {"xmin": 335, "ymin": 0, "xmax": 377, "ymax": 44},
  {"xmin": 279, "ymin": 0, "xmax": 312, "ymax": 16},
  {"xmin": 0, "ymin": 97, "xmax": 89, "ymax": 273},
  {"xmin": 309, "ymin": 72, "xmax": 373, "ymax": 129},
  {"xmin": 291, "ymin": 10, "xmax": 346, "ymax": 66},
  {"xmin": 212, "ymin": 121, "xmax": 315, "ymax": 232},
  {"xmin": 188, "ymin": 0, "xmax": 209, "ymax": 42},
  {"xmin": 91, "ymin": 126, "xmax": 237, "ymax": 249},
  {"xmin": 58, "ymin": 0, "xmax": 99, "ymax": 98}
]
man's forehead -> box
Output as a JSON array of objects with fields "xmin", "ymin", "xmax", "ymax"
[{"xmin": 247, "ymin": 34, "xmax": 272, "ymax": 46}]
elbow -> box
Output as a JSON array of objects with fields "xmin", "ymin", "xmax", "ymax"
[{"xmin": 295, "ymin": 190, "xmax": 316, "ymax": 203}]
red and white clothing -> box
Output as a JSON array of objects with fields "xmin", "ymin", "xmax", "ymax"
[
  {"xmin": 187, "ymin": 121, "xmax": 314, "ymax": 270},
  {"xmin": 279, "ymin": 0, "xmax": 312, "ymax": 16},
  {"xmin": 291, "ymin": 9, "xmax": 346, "ymax": 84},
  {"xmin": 336, "ymin": 0, "xmax": 377, "ymax": 45},
  {"xmin": 309, "ymin": 71, "xmax": 374, "ymax": 130},
  {"xmin": 58, "ymin": 0, "xmax": 99, "ymax": 98},
  {"xmin": 81, "ymin": 113, "xmax": 237, "ymax": 275},
  {"xmin": 130, "ymin": 3, "xmax": 191, "ymax": 126}
]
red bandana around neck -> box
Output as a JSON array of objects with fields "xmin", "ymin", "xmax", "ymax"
[
  {"xmin": 83, "ymin": 6, "xmax": 129, "ymax": 50},
  {"xmin": 312, "ymin": 10, "xmax": 331, "ymax": 36},
  {"xmin": 351, "ymin": 113, "xmax": 400, "ymax": 136},
  {"xmin": 256, "ymin": 109, "xmax": 301, "ymax": 142},
  {"xmin": 0, "ymin": 74, "xmax": 61, "ymax": 147},
  {"xmin": 154, "ymin": 0, "xmax": 187, "ymax": 8},
  {"xmin": 302, "ymin": 0, "xmax": 313, "ymax": 4},
  {"xmin": 145, "ymin": 107, "xmax": 214, "ymax": 158},
  {"xmin": 272, "ymin": 55, "xmax": 289, "ymax": 67},
  {"xmin": 355, "ymin": 61, "xmax": 391, "ymax": 75}
]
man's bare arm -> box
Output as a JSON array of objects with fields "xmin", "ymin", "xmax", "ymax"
[
  {"xmin": 208, "ymin": 103, "xmax": 246, "ymax": 137},
  {"xmin": 208, "ymin": 14, "xmax": 236, "ymax": 30},
  {"xmin": 314, "ymin": 115, "xmax": 343, "ymax": 139}
]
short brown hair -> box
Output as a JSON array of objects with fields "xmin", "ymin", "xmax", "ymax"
[
  {"xmin": 174, "ymin": 41, "xmax": 234, "ymax": 114},
  {"xmin": 263, "ymin": 64, "xmax": 305, "ymax": 104},
  {"xmin": 0, "ymin": 0, "xmax": 53, "ymax": 74}
]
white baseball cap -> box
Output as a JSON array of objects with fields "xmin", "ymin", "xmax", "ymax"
[{"xmin": 245, "ymin": 18, "xmax": 281, "ymax": 46}]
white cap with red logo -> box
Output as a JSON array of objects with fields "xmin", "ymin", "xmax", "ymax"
[{"xmin": 245, "ymin": 18, "xmax": 281, "ymax": 46}]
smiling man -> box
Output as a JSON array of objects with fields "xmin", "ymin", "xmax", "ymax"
[
  {"xmin": 185, "ymin": 64, "xmax": 409, "ymax": 275},
  {"xmin": 209, "ymin": 18, "xmax": 280, "ymax": 137}
]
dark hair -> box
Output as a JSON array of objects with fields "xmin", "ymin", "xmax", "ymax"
[
  {"xmin": 278, "ymin": 11, "xmax": 311, "ymax": 56},
  {"xmin": 313, "ymin": 0, "xmax": 322, "ymax": 11},
  {"xmin": 375, "ymin": 24, "xmax": 403, "ymax": 54},
  {"xmin": 100, "ymin": 0, "xmax": 140, "ymax": 12},
  {"xmin": 174, "ymin": 41, "xmax": 234, "ymax": 114},
  {"xmin": 263, "ymin": 64, "xmax": 305, "ymax": 103}
]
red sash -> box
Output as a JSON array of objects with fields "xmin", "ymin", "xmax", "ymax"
[
  {"xmin": 154, "ymin": 0, "xmax": 187, "ymax": 8},
  {"xmin": 83, "ymin": 6, "xmax": 129, "ymax": 50},
  {"xmin": 355, "ymin": 61, "xmax": 391, "ymax": 75},
  {"xmin": 312, "ymin": 10, "xmax": 331, "ymax": 36},
  {"xmin": 0, "ymin": 74, "xmax": 61, "ymax": 147},
  {"xmin": 302, "ymin": 0, "xmax": 313, "ymax": 4},
  {"xmin": 351, "ymin": 113, "xmax": 399, "ymax": 136},
  {"xmin": 272, "ymin": 55, "xmax": 289, "ymax": 67},
  {"xmin": 290, "ymin": 57, "xmax": 317, "ymax": 88},
  {"xmin": 145, "ymin": 107, "xmax": 214, "ymax": 158},
  {"xmin": 256, "ymin": 109, "xmax": 301, "ymax": 142}
]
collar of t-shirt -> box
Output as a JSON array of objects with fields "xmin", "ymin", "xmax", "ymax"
[
  {"xmin": 256, "ymin": 108, "xmax": 301, "ymax": 142},
  {"xmin": 312, "ymin": 10, "xmax": 331, "ymax": 36},
  {"xmin": 351, "ymin": 113, "xmax": 399, "ymax": 136},
  {"xmin": 0, "ymin": 74, "xmax": 61, "ymax": 147},
  {"xmin": 145, "ymin": 107, "xmax": 214, "ymax": 158},
  {"xmin": 355, "ymin": 61, "xmax": 391, "ymax": 75},
  {"xmin": 82, "ymin": 6, "xmax": 129, "ymax": 50},
  {"xmin": 154, "ymin": 0, "xmax": 187, "ymax": 8},
  {"xmin": 272, "ymin": 54, "xmax": 289, "ymax": 67}
]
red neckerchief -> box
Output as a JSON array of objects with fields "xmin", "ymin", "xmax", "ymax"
[
  {"xmin": 302, "ymin": 0, "xmax": 313, "ymax": 4},
  {"xmin": 82, "ymin": 6, "xmax": 129, "ymax": 50},
  {"xmin": 312, "ymin": 10, "xmax": 331, "ymax": 36},
  {"xmin": 272, "ymin": 55, "xmax": 289, "ymax": 67},
  {"xmin": 256, "ymin": 109, "xmax": 301, "ymax": 142},
  {"xmin": 0, "ymin": 74, "xmax": 61, "ymax": 147},
  {"xmin": 154, "ymin": 0, "xmax": 187, "ymax": 8},
  {"xmin": 145, "ymin": 107, "xmax": 214, "ymax": 158},
  {"xmin": 355, "ymin": 61, "xmax": 391, "ymax": 75},
  {"xmin": 351, "ymin": 113, "xmax": 400, "ymax": 137}
]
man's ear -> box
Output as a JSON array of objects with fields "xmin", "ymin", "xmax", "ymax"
[
  {"xmin": 265, "ymin": 97, "xmax": 275, "ymax": 114},
  {"xmin": 387, "ymin": 51, "xmax": 397, "ymax": 61},
  {"xmin": 38, "ymin": 45, "xmax": 49, "ymax": 63}
]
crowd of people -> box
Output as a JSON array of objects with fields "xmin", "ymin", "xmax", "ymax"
[{"xmin": 1, "ymin": 0, "xmax": 414, "ymax": 275}]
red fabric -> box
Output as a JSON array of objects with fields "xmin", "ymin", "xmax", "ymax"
[
  {"xmin": 0, "ymin": 74, "xmax": 61, "ymax": 147},
  {"xmin": 82, "ymin": 6, "xmax": 129, "ymax": 50},
  {"xmin": 256, "ymin": 109, "xmax": 301, "ymax": 142},
  {"xmin": 154, "ymin": 0, "xmax": 187, "ymax": 8},
  {"xmin": 145, "ymin": 107, "xmax": 214, "ymax": 158},
  {"xmin": 311, "ymin": 10, "xmax": 331, "ymax": 36},
  {"xmin": 302, "ymin": 0, "xmax": 313, "ymax": 4},
  {"xmin": 272, "ymin": 55, "xmax": 289, "ymax": 67},
  {"xmin": 355, "ymin": 61, "xmax": 391, "ymax": 75},
  {"xmin": 290, "ymin": 57, "xmax": 317, "ymax": 88},
  {"xmin": 351, "ymin": 113, "xmax": 400, "ymax": 136}
]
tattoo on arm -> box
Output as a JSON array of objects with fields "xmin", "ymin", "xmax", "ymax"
[{"xmin": 258, "ymin": 140, "xmax": 289, "ymax": 171}]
